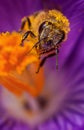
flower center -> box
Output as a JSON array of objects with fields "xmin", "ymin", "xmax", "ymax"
[{"xmin": 0, "ymin": 32, "xmax": 44, "ymax": 97}]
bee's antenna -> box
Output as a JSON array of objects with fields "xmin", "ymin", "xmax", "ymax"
[
  {"xmin": 55, "ymin": 48, "xmax": 59, "ymax": 69},
  {"xmin": 27, "ymin": 41, "xmax": 40, "ymax": 54},
  {"xmin": 27, "ymin": 37, "xmax": 47, "ymax": 54}
]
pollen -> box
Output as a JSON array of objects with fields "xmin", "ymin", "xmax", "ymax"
[
  {"xmin": 0, "ymin": 31, "xmax": 38, "ymax": 75},
  {"xmin": 49, "ymin": 10, "xmax": 70, "ymax": 34},
  {"xmin": 0, "ymin": 32, "xmax": 44, "ymax": 97}
]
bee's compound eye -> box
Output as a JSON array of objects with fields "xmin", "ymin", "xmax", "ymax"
[
  {"xmin": 39, "ymin": 21, "xmax": 47, "ymax": 34},
  {"xmin": 39, "ymin": 21, "xmax": 53, "ymax": 34}
]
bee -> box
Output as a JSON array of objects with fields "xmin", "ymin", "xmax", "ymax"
[{"xmin": 20, "ymin": 10, "xmax": 70, "ymax": 73}]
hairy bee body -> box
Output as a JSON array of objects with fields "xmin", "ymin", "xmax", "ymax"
[{"xmin": 20, "ymin": 10, "xmax": 70, "ymax": 72}]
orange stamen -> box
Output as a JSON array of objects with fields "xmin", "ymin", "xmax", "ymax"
[{"xmin": 0, "ymin": 32, "xmax": 44, "ymax": 97}]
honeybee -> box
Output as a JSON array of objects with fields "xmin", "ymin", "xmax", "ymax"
[{"xmin": 20, "ymin": 10, "xmax": 70, "ymax": 73}]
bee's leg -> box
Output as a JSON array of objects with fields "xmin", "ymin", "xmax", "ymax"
[
  {"xmin": 36, "ymin": 53, "xmax": 56, "ymax": 73},
  {"xmin": 36, "ymin": 57, "xmax": 46, "ymax": 73},
  {"xmin": 26, "ymin": 17, "xmax": 31, "ymax": 28},
  {"xmin": 20, "ymin": 31, "xmax": 36, "ymax": 46},
  {"xmin": 55, "ymin": 48, "xmax": 59, "ymax": 69},
  {"xmin": 20, "ymin": 17, "xmax": 31, "ymax": 31},
  {"xmin": 20, "ymin": 19, "xmax": 26, "ymax": 31}
]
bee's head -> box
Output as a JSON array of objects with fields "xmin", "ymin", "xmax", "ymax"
[{"xmin": 39, "ymin": 21, "xmax": 65, "ymax": 49}]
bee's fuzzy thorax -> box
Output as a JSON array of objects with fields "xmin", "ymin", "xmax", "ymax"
[
  {"xmin": 48, "ymin": 10, "xmax": 70, "ymax": 34},
  {"xmin": 22, "ymin": 9, "xmax": 70, "ymax": 37}
]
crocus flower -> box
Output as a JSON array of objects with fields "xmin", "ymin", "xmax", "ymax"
[{"xmin": 0, "ymin": 0, "xmax": 84, "ymax": 130}]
